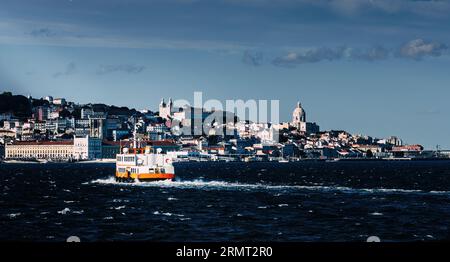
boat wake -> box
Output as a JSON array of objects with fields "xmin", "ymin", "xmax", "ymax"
[{"xmin": 89, "ymin": 177, "xmax": 450, "ymax": 195}]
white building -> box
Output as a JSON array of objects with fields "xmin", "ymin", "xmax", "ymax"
[
  {"xmin": 291, "ymin": 101, "xmax": 319, "ymax": 134},
  {"xmin": 5, "ymin": 140, "xmax": 74, "ymax": 160},
  {"xmin": 53, "ymin": 98, "xmax": 66, "ymax": 105},
  {"xmin": 89, "ymin": 117, "xmax": 106, "ymax": 139},
  {"xmin": 5, "ymin": 137, "xmax": 102, "ymax": 160},
  {"xmin": 44, "ymin": 96, "xmax": 53, "ymax": 103},
  {"xmin": 48, "ymin": 111, "xmax": 60, "ymax": 120},
  {"xmin": 159, "ymin": 98, "xmax": 173, "ymax": 120},
  {"xmin": 73, "ymin": 136, "xmax": 102, "ymax": 160},
  {"xmin": 81, "ymin": 108, "xmax": 93, "ymax": 119},
  {"xmin": 292, "ymin": 101, "xmax": 306, "ymax": 130},
  {"xmin": 255, "ymin": 128, "xmax": 278, "ymax": 143}
]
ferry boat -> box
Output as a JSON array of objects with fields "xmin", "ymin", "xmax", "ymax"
[{"xmin": 115, "ymin": 146, "xmax": 175, "ymax": 183}]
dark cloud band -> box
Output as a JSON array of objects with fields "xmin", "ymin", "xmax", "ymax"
[{"xmin": 270, "ymin": 39, "xmax": 448, "ymax": 67}]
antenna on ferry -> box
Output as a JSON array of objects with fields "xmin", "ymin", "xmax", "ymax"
[{"xmin": 133, "ymin": 122, "xmax": 137, "ymax": 149}]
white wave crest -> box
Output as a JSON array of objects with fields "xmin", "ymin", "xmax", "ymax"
[
  {"xmin": 7, "ymin": 213, "xmax": 21, "ymax": 218},
  {"xmin": 57, "ymin": 208, "xmax": 71, "ymax": 215},
  {"xmin": 89, "ymin": 177, "xmax": 450, "ymax": 195}
]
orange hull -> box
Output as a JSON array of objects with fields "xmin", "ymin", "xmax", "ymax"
[{"xmin": 115, "ymin": 172, "xmax": 175, "ymax": 182}]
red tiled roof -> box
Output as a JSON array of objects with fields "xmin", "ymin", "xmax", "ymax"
[
  {"xmin": 11, "ymin": 140, "xmax": 73, "ymax": 146},
  {"xmin": 352, "ymin": 144, "xmax": 381, "ymax": 148},
  {"xmin": 0, "ymin": 130, "xmax": 15, "ymax": 133},
  {"xmin": 205, "ymin": 146, "xmax": 225, "ymax": 150},
  {"xmin": 148, "ymin": 140, "xmax": 178, "ymax": 146},
  {"xmin": 392, "ymin": 145, "xmax": 423, "ymax": 152},
  {"xmin": 102, "ymin": 140, "xmax": 178, "ymax": 147}
]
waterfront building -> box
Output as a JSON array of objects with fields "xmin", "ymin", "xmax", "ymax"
[
  {"xmin": 73, "ymin": 136, "xmax": 102, "ymax": 160},
  {"xmin": 101, "ymin": 141, "xmax": 122, "ymax": 159},
  {"xmin": 5, "ymin": 140, "xmax": 74, "ymax": 160},
  {"xmin": 437, "ymin": 150, "xmax": 450, "ymax": 159},
  {"xmin": 392, "ymin": 144, "xmax": 423, "ymax": 152},
  {"xmin": 352, "ymin": 144, "xmax": 383, "ymax": 154},
  {"xmin": 391, "ymin": 145, "xmax": 424, "ymax": 158},
  {"xmin": 202, "ymin": 145, "xmax": 226, "ymax": 155},
  {"xmin": 281, "ymin": 143, "xmax": 296, "ymax": 157}
]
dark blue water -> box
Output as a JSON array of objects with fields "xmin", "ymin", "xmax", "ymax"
[{"xmin": 1, "ymin": 161, "xmax": 450, "ymax": 242}]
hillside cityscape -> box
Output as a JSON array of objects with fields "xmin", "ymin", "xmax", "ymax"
[{"xmin": 0, "ymin": 91, "xmax": 447, "ymax": 162}]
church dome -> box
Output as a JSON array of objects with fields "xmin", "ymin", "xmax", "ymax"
[{"xmin": 292, "ymin": 102, "xmax": 306, "ymax": 123}]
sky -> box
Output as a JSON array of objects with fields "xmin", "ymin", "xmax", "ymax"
[{"xmin": 1, "ymin": 0, "xmax": 450, "ymax": 149}]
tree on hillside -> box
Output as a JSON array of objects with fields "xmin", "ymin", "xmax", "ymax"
[{"xmin": 0, "ymin": 93, "xmax": 32, "ymax": 118}]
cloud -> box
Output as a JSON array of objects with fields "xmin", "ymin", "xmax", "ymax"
[
  {"xmin": 397, "ymin": 39, "xmax": 448, "ymax": 60},
  {"xmin": 242, "ymin": 50, "xmax": 263, "ymax": 66},
  {"xmin": 305, "ymin": 0, "xmax": 450, "ymax": 18},
  {"xmin": 350, "ymin": 46, "xmax": 390, "ymax": 61},
  {"xmin": 272, "ymin": 39, "xmax": 448, "ymax": 67},
  {"xmin": 53, "ymin": 62, "xmax": 76, "ymax": 78},
  {"xmin": 96, "ymin": 64, "xmax": 146, "ymax": 75},
  {"xmin": 223, "ymin": 0, "xmax": 450, "ymax": 18},
  {"xmin": 30, "ymin": 28, "xmax": 57, "ymax": 38},
  {"xmin": 272, "ymin": 46, "xmax": 349, "ymax": 67}
]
